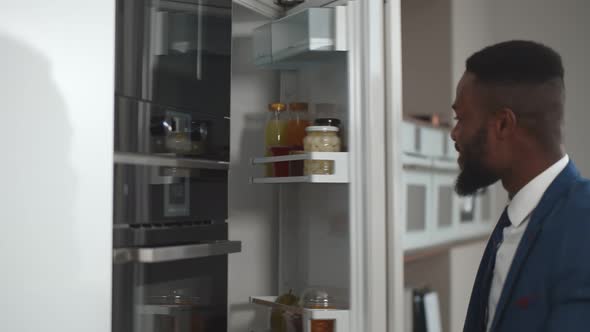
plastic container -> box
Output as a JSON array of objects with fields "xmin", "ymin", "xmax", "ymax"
[{"xmin": 303, "ymin": 126, "xmax": 341, "ymax": 175}]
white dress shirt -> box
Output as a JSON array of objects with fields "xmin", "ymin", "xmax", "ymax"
[{"xmin": 486, "ymin": 155, "xmax": 570, "ymax": 331}]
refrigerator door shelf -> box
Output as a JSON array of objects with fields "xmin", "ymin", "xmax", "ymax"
[
  {"xmin": 250, "ymin": 152, "xmax": 349, "ymax": 184},
  {"xmin": 253, "ymin": 7, "xmax": 348, "ymax": 67},
  {"xmin": 250, "ymin": 296, "xmax": 350, "ymax": 332}
]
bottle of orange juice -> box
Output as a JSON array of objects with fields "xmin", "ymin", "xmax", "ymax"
[
  {"xmin": 286, "ymin": 102, "xmax": 311, "ymax": 150},
  {"xmin": 265, "ymin": 103, "xmax": 289, "ymax": 176}
]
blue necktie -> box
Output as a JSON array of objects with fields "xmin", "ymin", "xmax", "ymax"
[{"xmin": 468, "ymin": 208, "xmax": 512, "ymax": 331}]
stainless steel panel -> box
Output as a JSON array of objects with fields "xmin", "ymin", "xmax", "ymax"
[{"xmin": 113, "ymin": 241, "xmax": 241, "ymax": 264}]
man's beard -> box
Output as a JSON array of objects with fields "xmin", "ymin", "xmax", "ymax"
[{"xmin": 455, "ymin": 126, "xmax": 499, "ymax": 196}]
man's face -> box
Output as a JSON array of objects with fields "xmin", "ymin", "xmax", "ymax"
[{"xmin": 451, "ymin": 73, "xmax": 500, "ymax": 196}]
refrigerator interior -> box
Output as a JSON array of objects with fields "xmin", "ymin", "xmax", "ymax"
[{"xmin": 229, "ymin": 3, "xmax": 350, "ymax": 331}]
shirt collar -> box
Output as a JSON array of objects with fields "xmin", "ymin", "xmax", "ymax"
[{"xmin": 507, "ymin": 155, "xmax": 570, "ymax": 227}]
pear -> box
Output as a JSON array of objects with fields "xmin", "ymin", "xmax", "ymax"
[
  {"xmin": 270, "ymin": 289, "xmax": 299, "ymax": 332},
  {"xmin": 276, "ymin": 289, "xmax": 299, "ymax": 306}
]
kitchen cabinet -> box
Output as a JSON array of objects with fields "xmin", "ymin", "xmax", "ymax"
[
  {"xmin": 401, "ymin": 125, "xmax": 494, "ymax": 253},
  {"xmin": 0, "ymin": 1, "xmax": 115, "ymax": 332}
]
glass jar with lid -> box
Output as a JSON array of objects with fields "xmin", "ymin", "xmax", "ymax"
[
  {"xmin": 303, "ymin": 126, "xmax": 341, "ymax": 175},
  {"xmin": 165, "ymin": 115, "xmax": 192, "ymax": 154},
  {"xmin": 265, "ymin": 103, "xmax": 290, "ymax": 177},
  {"xmin": 314, "ymin": 103, "xmax": 345, "ymax": 150},
  {"xmin": 301, "ymin": 288, "xmax": 336, "ymax": 332}
]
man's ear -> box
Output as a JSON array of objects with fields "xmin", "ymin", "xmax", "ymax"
[{"xmin": 494, "ymin": 107, "xmax": 517, "ymax": 140}]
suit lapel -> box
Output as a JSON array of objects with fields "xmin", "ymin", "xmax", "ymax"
[{"xmin": 490, "ymin": 161, "xmax": 580, "ymax": 330}]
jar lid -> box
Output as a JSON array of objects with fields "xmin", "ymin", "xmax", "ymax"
[
  {"xmin": 289, "ymin": 102, "xmax": 308, "ymax": 111},
  {"xmin": 305, "ymin": 126, "xmax": 339, "ymax": 132},
  {"xmin": 314, "ymin": 118, "xmax": 341, "ymax": 127},
  {"xmin": 301, "ymin": 288, "xmax": 333, "ymax": 308},
  {"xmin": 268, "ymin": 103, "xmax": 286, "ymax": 112}
]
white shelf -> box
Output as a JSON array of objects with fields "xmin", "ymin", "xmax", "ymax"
[
  {"xmin": 251, "ymin": 152, "xmax": 349, "ymax": 184},
  {"xmin": 250, "ymin": 296, "xmax": 350, "ymax": 332},
  {"xmin": 402, "ymin": 153, "xmax": 459, "ymax": 172},
  {"xmin": 253, "ymin": 7, "xmax": 348, "ymax": 67},
  {"xmin": 287, "ymin": 0, "xmax": 349, "ymax": 16},
  {"xmin": 250, "ymin": 296, "xmax": 303, "ymax": 314}
]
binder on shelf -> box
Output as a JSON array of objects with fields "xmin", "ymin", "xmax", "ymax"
[
  {"xmin": 412, "ymin": 288, "xmax": 427, "ymax": 332},
  {"xmin": 424, "ymin": 291, "xmax": 442, "ymax": 332},
  {"xmin": 409, "ymin": 287, "xmax": 441, "ymax": 332}
]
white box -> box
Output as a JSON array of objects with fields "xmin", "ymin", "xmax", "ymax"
[
  {"xmin": 444, "ymin": 133, "xmax": 458, "ymax": 159},
  {"xmin": 419, "ymin": 126, "xmax": 444, "ymax": 158},
  {"xmin": 401, "ymin": 120, "xmax": 419, "ymax": 155}
]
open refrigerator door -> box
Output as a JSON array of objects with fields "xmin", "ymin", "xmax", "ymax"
[{"xmin": 230, "ymin": 1, "xmax": 388, "ymax": 331}]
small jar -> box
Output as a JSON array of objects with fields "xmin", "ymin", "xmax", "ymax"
[
  {"xmin": 302, "ymin": 288, "xmax": 335, "ymax": 332},
  {"xmin": 286, "ymin": 102, "xmax": 311, "ymax": 150},
  {"xmin": 265, "ymin": 103, "xmax": 290, "ymax": 177},
  {"xmin": 303, "ymin": 126, "xmax": 341, "ymax": 175}
]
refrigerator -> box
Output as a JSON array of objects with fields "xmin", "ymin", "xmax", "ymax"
[{"xmin": 111, "ymin": 0, "xmax": 398, "ymax": 331}]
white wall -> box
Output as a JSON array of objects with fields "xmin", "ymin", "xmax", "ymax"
[
  {"xmin": 489, "ymin": 0, "xmax": 590, "ymax": 176},
  {"xmin": 401, "ymin": 0, "xmax": 453, "ymax": 124},
  {"xmin": 451, "ymin": 0, "xmax": 590, "ymax": 175},
  {"xmin": 228, "ymin": 4, "xmax": 279, "ymax": 331},
  {"xmin": 448, "ymin": 240, "xmax": 486, "ymax": 332},
  {"xmin": 0, "ymin": 1, "xmax": 114, "ymax": 332}
]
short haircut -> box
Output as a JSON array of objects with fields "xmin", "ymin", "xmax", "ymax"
[{"xmin": 466, "ymin": 40, "xmax": 565, "ymax": 150}]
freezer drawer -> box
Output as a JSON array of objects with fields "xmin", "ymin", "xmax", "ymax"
[{"xmin": 113, "ymin": 249, "xmax": 230, "ymax": 332}]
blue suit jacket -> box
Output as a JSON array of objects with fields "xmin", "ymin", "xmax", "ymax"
[{"xmin": 464, "ymin": 161, "xmax": 590, "ymax": 331}]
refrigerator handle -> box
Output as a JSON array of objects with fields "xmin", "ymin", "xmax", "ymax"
[
  {"xmin": 113, "ymin": 240, "xmax": 241, "ymax": 264},
  {"xmin": 114, "ymin": 152, "xmax": 230, "ymax": 170}
]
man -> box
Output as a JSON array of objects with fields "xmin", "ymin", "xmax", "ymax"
[{"xmin": 452, "ymin": 40, "xmax": 590, "ymax": 332}]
